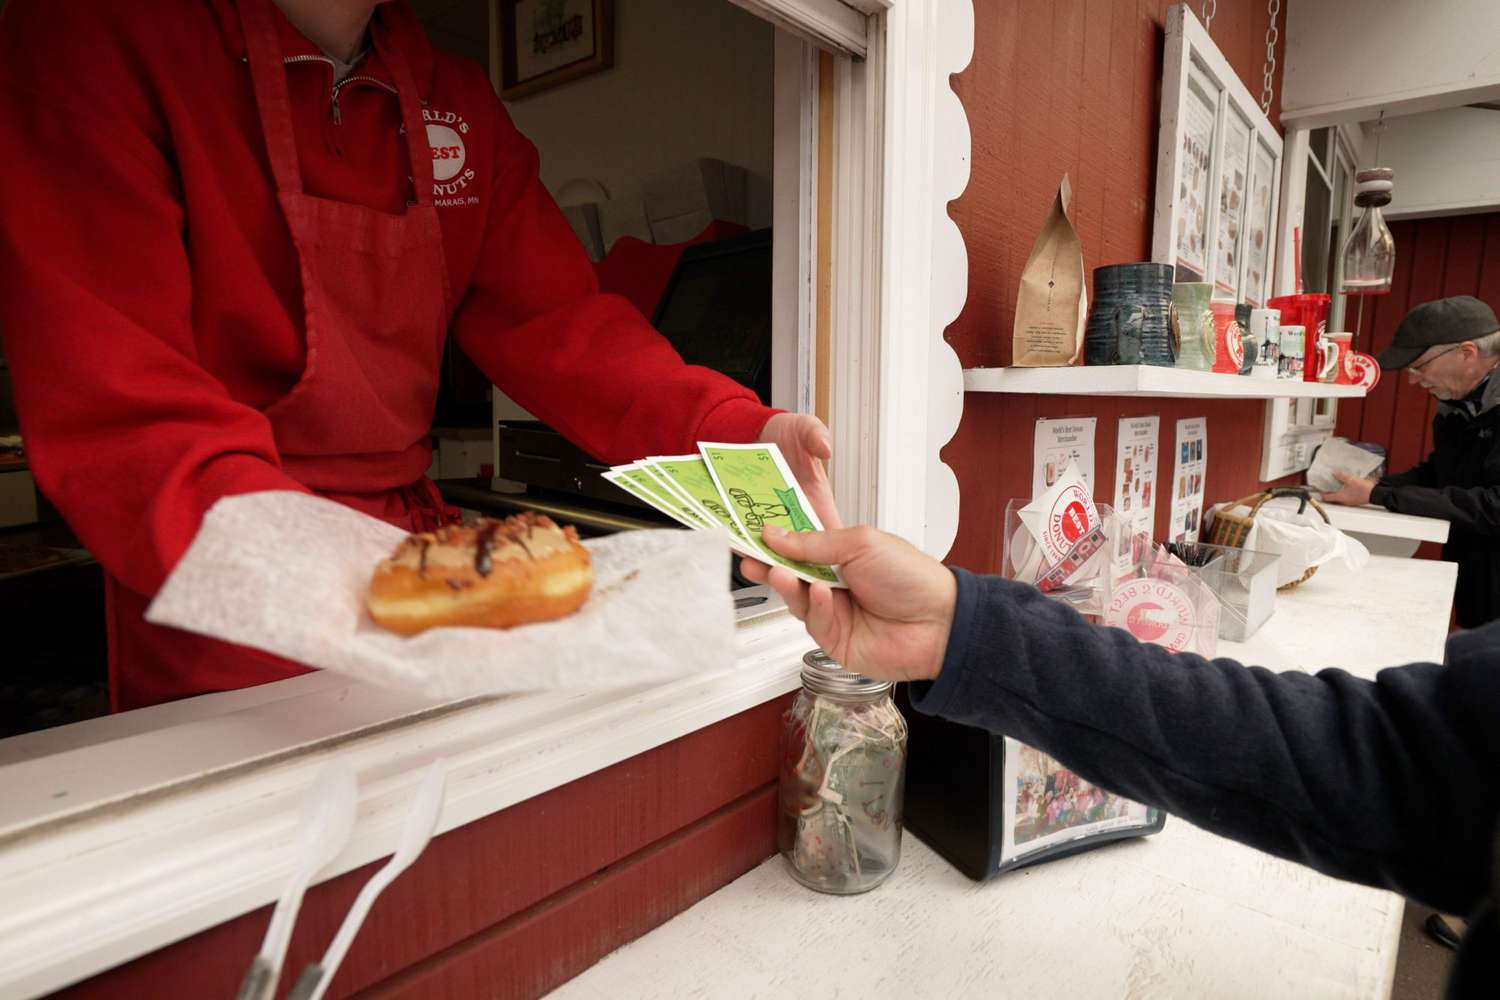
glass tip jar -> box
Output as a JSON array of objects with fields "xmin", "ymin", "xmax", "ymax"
[{"xmin": 778, "ymin": 650, "xmax": 909, "ymax": 895}]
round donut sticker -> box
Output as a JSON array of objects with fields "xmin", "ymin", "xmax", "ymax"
[
  {"xmin": 1059, "ymin": 499, "xmax": 1089, "ymax": 542},
  {"xmin": 1104, "ymin": 578, "xmax": 1198, "ymax": 651},
  {"xmin": 1226, "ymin": 322, "xmax": 1245, "ymax": 370},
  {"xmin": 1345, "ymin": 351, "xmax": 1381, "ymax": 391},
  {"xmin": 1043, "ymin": 484, "xmax": 1097, "ymax": 562}
]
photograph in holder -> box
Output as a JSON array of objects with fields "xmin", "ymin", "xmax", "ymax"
[{"xmin": 999, "ymin": 740, "xmax": 1163, "ymax": 870}]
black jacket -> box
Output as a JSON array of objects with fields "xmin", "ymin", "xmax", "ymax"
[
  {"xmin": 912, "ymin": 570, "xmax": 1500, "ymax": 998},
  {"xmin": 1371, "ymin": 373, "xmax": 1500, "ymax": 628}
]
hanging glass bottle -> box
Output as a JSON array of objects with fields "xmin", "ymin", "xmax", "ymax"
[{"xmin": 1340, "ymin": 167, "xmax": 1395, "ymax": 297}]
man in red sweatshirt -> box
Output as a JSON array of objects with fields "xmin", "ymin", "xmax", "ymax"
[{"xmin": 0, "ymin": 0, "xmax": 833, "ymax": 709}]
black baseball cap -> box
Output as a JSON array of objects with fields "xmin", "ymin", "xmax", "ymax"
[{"xmin": 1376, "ymin": 296, "xmax": 1500, "ymax": 370}]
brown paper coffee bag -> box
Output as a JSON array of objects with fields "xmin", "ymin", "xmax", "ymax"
[{"xmin": 1012, "ymin": 176, "xmax": 1088, "ymax": 366}]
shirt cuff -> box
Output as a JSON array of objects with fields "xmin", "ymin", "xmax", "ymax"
[
  {"xmin": 696, "ymin": 397, "xmax": 781, "ymax": 444},
  {"xmin": 1370, "ymin": 484, "xmax": 1397, "ymax": 510},
  {"xmin": 907, "ymin": 566, "xmax": 982, "ymax": 719}
]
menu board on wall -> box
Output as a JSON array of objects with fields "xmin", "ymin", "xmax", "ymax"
[
  {"xmin": 1170, "ymin": 417, "xmax": 1208, "ymax": 543},
  {"xmin": 1033, "ymin": 417, "xmax": 1097, "ymax": 498}
]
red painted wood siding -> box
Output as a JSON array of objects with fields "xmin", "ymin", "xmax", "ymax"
[
  {"xmin": 1334, "ymin": 211, "xmax": 1500, "ymax": 475},
  {"xmin": 943, "ymin": 0, "xmax": 1290, "ymax": 569},
  {"xmin": 51, "ymin": 696, "xmax": 792, "ymax": 1000}
]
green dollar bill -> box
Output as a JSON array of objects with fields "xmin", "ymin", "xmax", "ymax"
[
  {"xmin": 698, "ymin": 442, "xmax": 843, "ymax": 587},
  {"xmin": 638, "ymin": 461, "xmax": 724, "ymax": 527},
  {"xmin": 645, "ymin": 456, "xmax": 758, "ymax": 557},
  {"xmin": 793, "ymin": 801, "xmax": 861, "ymax": 880},
  {"xmin": 601, "ymin": 465, "xmax": 714, "ymax": 530}
]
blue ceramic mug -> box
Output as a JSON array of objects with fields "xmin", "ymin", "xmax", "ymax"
[{"xmin": 1085, "ymin": 263, "xmax": 1176, "ymax": 366}]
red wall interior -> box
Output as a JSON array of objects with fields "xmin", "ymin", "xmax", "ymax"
[
  {"xmin": 942, "ymin": 0, "xmax": 1289, "ymax": 571},
  {"xmin": 1334, "ymin": 211, "xmax": 1500, "ymax": 474}
]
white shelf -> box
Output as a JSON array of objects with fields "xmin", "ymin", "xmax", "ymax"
[
  {"xmin": 1325, "ymin": 504, "xmax": 1450, "ymax": 544},
  {"xmin": 963, "ymin": 366, "xmax": 1367, "ymax": 400}
]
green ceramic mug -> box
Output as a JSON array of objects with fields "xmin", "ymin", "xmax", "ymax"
[{"xmin": 1171, "ymin": 282, "xmax": 1217, "ymax": 372}]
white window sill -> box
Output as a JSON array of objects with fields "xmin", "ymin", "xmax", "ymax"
[
  {"xmin": 0, "ymin": 595, "xmax": 808, "ymax": 999},
  {"xmin": 1323, "ymin": 504, "xmax": 1450, "ymax": 544}
]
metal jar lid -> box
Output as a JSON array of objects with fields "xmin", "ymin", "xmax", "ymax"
[{"xmin": 800, "ymin": 649, "xmax": 891, "ymax": 698}]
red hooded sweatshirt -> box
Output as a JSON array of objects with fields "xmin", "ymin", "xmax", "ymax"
[{"xmin": 0, "ymin": 0, "xmax": 774, "ymax": 707}]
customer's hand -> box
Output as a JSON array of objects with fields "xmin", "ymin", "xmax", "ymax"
[
  {"xmin": 1322, "ymin": 470, "xmax": 1376, "ymax": 506},
  {"xmin": 758, "ymin": 413, "xmax": 842, "ymax": 529},
  {"xmin": 739, "ymin": 525, "xmax": 956, "ymax": 682}
]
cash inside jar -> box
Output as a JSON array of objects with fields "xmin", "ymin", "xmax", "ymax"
[{"xmin": 778, "ymin": 651, "xmax": 908, "ymax": 894}]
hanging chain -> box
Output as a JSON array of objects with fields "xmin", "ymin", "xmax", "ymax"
[
  {"xmin": 1202, "ymin": 0, "xmax": 1217, "ymax": 31},
  {"xmin": 1260, "ymin": 0, "xmax": 1281, "ymax": 116}
]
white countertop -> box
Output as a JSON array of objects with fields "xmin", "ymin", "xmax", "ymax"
[
  {"xmin": 0, "ymin": 593, "xmax": 808, "ymax": 999},
  {"xmin": 552, "ymin": 555, "xmax": 1459, "ymax": 1000},
  {"xmin": 1324, "ymin": 504, "xmax": 1450, "ymax": 544}
]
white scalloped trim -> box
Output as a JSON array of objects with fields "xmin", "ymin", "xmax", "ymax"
[{"xmin": 925, "ymin": 0, "xmax": 974, "ymax": 557}]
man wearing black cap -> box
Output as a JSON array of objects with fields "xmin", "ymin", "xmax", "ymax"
[{"xmin": 1324, "ymin": 295, "xmax": 1500, "ymax": 628}]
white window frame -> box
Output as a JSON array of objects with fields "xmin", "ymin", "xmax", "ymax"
[
  {"xmin": 678, "ymin": 0, "xmax": 974, "ymax": 552},
  {"xmin": 1259, "ymin": 122, "xmax": 1364, "ymax": 481},
  {"xmin": 0, "ymin": 3, "xmax": 974, "ymax": 995}
]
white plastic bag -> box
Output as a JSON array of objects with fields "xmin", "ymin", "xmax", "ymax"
[{"xmin": 1209, "ymin": 496, "xmax": 1369, "ymax": 587}]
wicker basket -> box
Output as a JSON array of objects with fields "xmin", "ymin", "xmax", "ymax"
[{"xmin": 1205, "ymin": 487, "xmax": 1331, "ymax": 590}]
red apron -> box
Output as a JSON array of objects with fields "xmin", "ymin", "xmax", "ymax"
[{"xmin": 108, "ymin": 0, "xmax": 457, "ymax": 710}]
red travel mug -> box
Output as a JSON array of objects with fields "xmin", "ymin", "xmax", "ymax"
[{"xmin": 1267, "ymin": 293, "xmax": 1330, "ymax": 382}]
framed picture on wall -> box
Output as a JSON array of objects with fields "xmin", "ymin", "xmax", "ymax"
[
  {"xmin": 1242, "ymin": 137, "xmax": 1278, "ymax": 305},
  {"xmin": 492, "ymin": 0, "xmax": 614, "ymax": 101},
  {"xmin": 1213, "ymin": 107, "xmax": 1252, "ymax": 300},
  {"xmin": 1172, "ymin": 68, "xmax": 1218, "ymax": 279},
  {"xmin": 1152, "ymin": 4, "xmax": 1282, "ymax": 300}
]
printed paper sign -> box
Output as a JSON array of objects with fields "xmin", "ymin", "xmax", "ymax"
[
  {"xmin": 1169, "ymin": 417, "xmax": 1209, "ymax": 543},
  {"xmin": 1111, "ymin": 416, "xmax": 1159, "ymax": 571},
  {"xmin": 1033, "ymin": 417, "xmax": 1097, "ymax": 498}
]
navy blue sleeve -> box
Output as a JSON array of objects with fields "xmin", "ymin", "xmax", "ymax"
[
  {"xmin": 909, "ymin": 569, "xmax": 1500, "ymax": 916},
  {"xmin": 1377, "ymin": 457, "xmax": 1435, "ymax": 490},
  {"xmin": 1369, "ymin": 481, "xmax": 1500, "ymax": 536}
]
